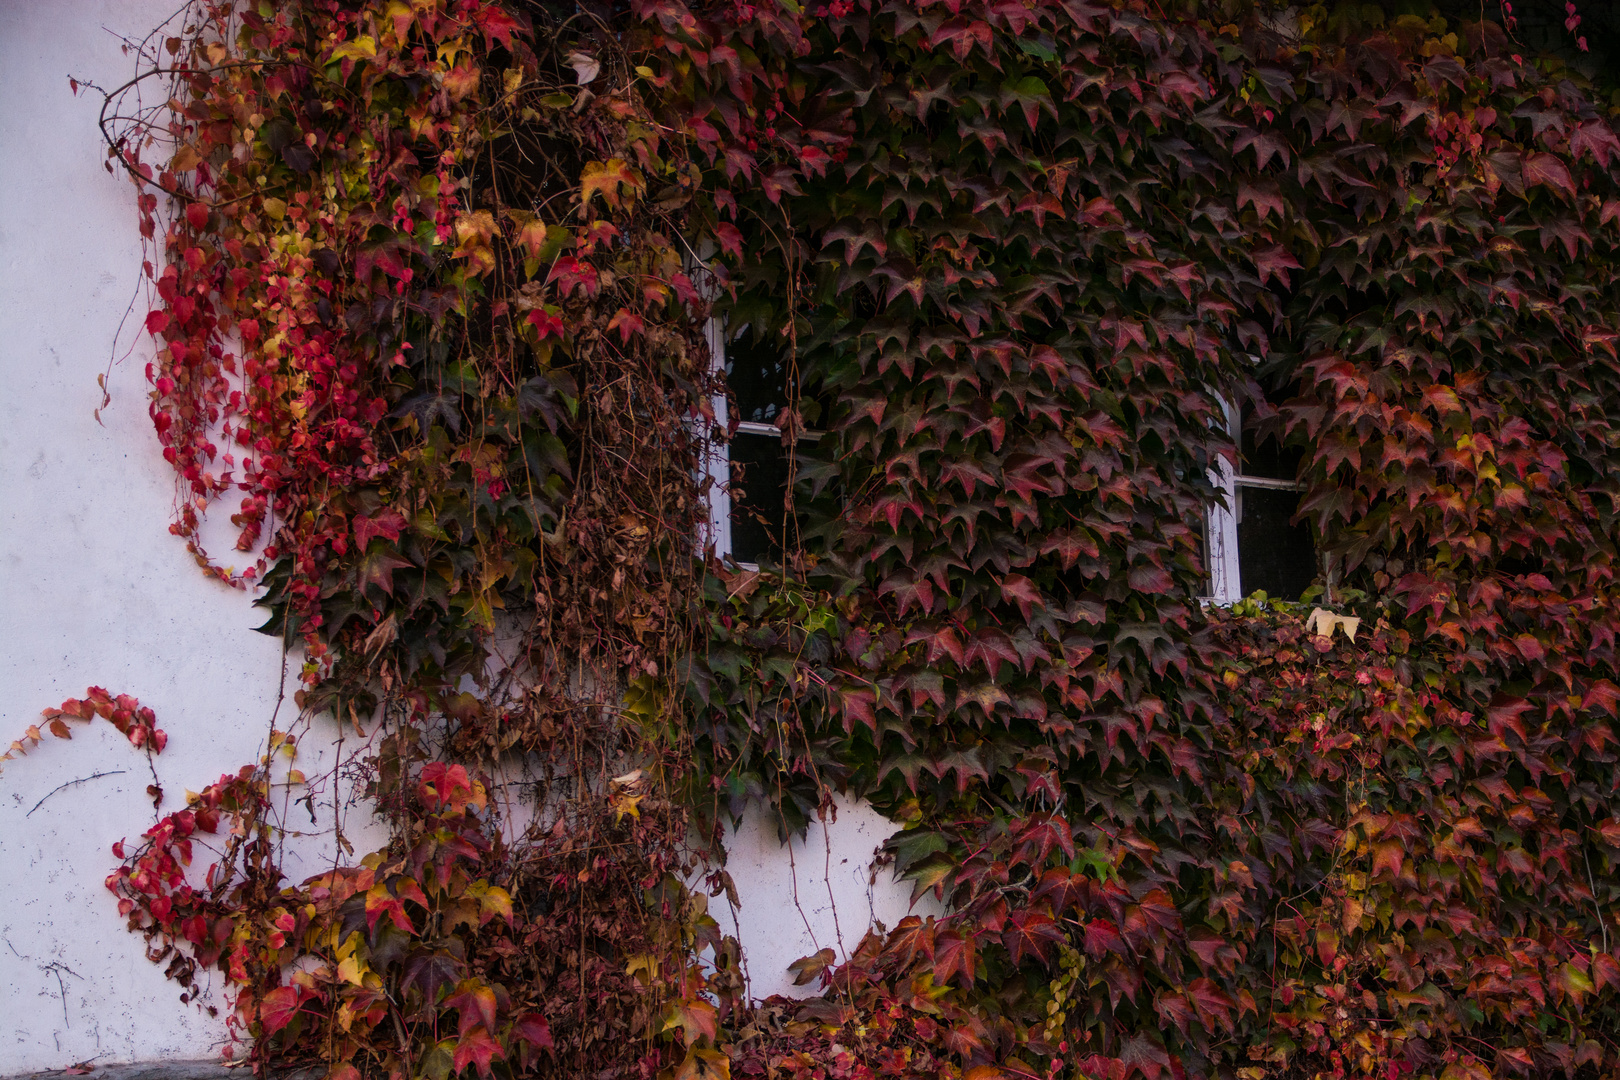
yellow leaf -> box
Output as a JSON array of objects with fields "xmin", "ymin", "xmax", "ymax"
[
  {"xmin": 579, "ymin": 158, "xmax": 645, "ymax": 211},
  {"xmin": 171, "ymin": 144, "xmax": 203, "ymax": 172},
  {"xmin": 435, "ymin": 36, "xmax": 467, "ymax": 67},
  {"xmin": 337, "ymin": 953, "xmax": 367, "ymax": 986},
  {"xmin": 329, "ymin": 35, "xmax": 377, "ymax": 63},
  {"xmin": 673, "ymin": 1047, "xmax": 730, "ymax": 1080},
  {"xmin": 382, "ymin": 1, "xmax": 414, "ymax": 42}
]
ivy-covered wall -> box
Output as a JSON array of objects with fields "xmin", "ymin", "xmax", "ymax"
[{"xmin": 10, "ymin": 1, "xmax": 1620, "ymax": 1079}]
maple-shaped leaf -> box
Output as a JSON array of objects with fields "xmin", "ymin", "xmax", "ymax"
[
  {"xmin": 832, "ymin": 684, "xmax": 877, "ymax": 732},
  {"xmin": 402, "ymin": 950, "xmax": 465, "ymax": 1002},
  {"xmin": 1237, "ymin": 179, "xmax": 1286, "ymax": 221},
  {"xmin": 1119, "ymin": 1032, "xmax": 1171, "ymax": 1080},
  {"xmin": 1523, "ymin": 152, "xmax": 1575, "ymax": 199},
  {"xmin": 1002, "ymin": 907, "xmax": 1064, "ymax": 964},
  {"xmin": 451, "ymin": 1025, "xmax": 505, "ymax": 1078},
  {"xmin": 356, "ymin": 546, "xmax": 413, "ymax": 598},
  {"xmin": 1556, "ymin": 961, "xmax": 1595, "ymax": 1002},
  {"xmin": 1371, "ymin": 839, "xmax": 1405, "ymax": 881},
  {"xmin": 1539, "ymin": 216, "xmax": 1591, "ymax": 260},
  {"xmin": 1233, "ymin": 128, "xmax": 1291, "ymax": 169},
  {"xmin": 931, "ymin": 928, "xmax": 976, "ymax": 984},
  {"xmin": 1155, "ymin": 989, "xmax": 1194, "ymax": 1035},
  {"xmin": 1570, "ymin": 120, "xmax": 1620, "ymax": 166},
  {"xmin": 1127, "ymin": 564, "xmax": 1174, "ymax": 594},
  {"xmin": 673, "ymin": 1047, "xmax": 731, "ymax": 1080},
  {"xmin": 822, "ymin": 220, "xmax": 888, "ymax": 265},
  {"xmin": 355, "ymin": 234, "xmax": 417, "ymax": 282},
  {"xmin": 664, "ymin": 998, "xmax": 718, "ymax": 1045},
  {"xmin": 956, "ymin": 681, "xmax": 1012, "ymax": 720},
  {"xmin": 510, "ymin": 1011, "xmax": 553, "ymax": 1051},
  {"xmin": 1251, "ymin": 243, "xmax": 1303, "ymax": 286},
  {"xmin": 474, "ymin": 6, "xmax": 521, "ymax": 48},
  {"xmin": 364, "ymin": 883, "xmax": 413, "ymax": 934},
  {"xmin": 1084, "ymin": 918, "xmax": 1128, "ymax": 960},
  {"xmin": 1187, "ymin": 977, "xmax": 1236, "ymax": 1031},
  {"xmin": 446, "ymin": 978, "xmax": 499, "ymax": 1036},
  {"xmin": 353, "ymin": 509, "xmax": 407, "ymax": 552},
  {"xmin": 605, "ymin": 307, "xmax": 645, "ymax": 346},
  {"xmin": 257, "ymin": 984, "xmax": 304, "ymax": 1034},
  {"xmin": 787, "ymin": 947, "xmax": 836, "ymax": 988},
  {"xmin": 388, "ymin": 391, "xmax": 462, "ymax": 435},
  {"xmin": 998, "ymin": 574, "xmax": 1041, "ymax": 620},
  {"xmin": 579, "ymin": 158, "xmax": 644, "ymax": 210},
  {"xmin": 463, "ymin": 880, "xmax": 512, "ymax": 925}
]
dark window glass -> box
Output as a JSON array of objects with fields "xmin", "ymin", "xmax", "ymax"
[
  {"xmin": 728, "ymin": 434, "xmax": 794, "ymax": 564},
  {"xmin": 1192, "ymin": 511, "xmax": 1212, "ymax": 598},
  {"xmin": 726, "ymin": 330, "xmax": 787, "ymax": 424},
  {"xmin": 1236, "ymin": 485, "xmax": 1316, "ymax": 599},
  {"xmin": 1240, "ymin": 424, "xmax": 1304, "ymax": 482}
]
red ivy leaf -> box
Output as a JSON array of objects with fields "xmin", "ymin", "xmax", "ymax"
[
  {"xmin": 446, "ymin": 979, "xmax": 499, "ymax": 1037},
  {"xmin": 511, "ymin": 1011, "xmax": 554, "ymax": 1051},
  {"xmin": 451, "ymin": 1025, "xmax": 505, "ymax": 1078},
  {"xmin": 1523, "ymin": 152, "xmax": 1576, "ymax": 198},
  {"xmin": 258, "ymin": 985, "xmax": 304, "ymax": 1034},
  {"xmin": 714, "ymin": 222, "xmax": 744, "ymax": 260},
  {"xmin": 353, "ymin": 508, "xmax": 407, "ymax": 552}
]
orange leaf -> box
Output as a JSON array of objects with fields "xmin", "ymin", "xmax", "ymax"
[{"xmin": 579, "ymin": 158, "xmax": 644, "ymax": 210}]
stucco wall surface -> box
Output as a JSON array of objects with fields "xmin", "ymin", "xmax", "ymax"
[{"xmin": 0, "ymin": 4, "xmax": 926, "ymax": 1074}]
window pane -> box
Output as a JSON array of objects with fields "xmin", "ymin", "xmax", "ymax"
[
  {"xmin": 726, "ymin": 330, "xmax": 786, "ymax": 424},
  {"xmin": 1239, "ymin": 422, "xmax": 1304, "ymax": 482},
  {"xmin": 1236, "ymin": 485, "xmax": 1316, "ymax": 600},
  {"xmin": 728, "ymin": 433, "xmax": 795, "ymax": 564}
]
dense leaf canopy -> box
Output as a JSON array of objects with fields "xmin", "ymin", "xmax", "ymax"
[{"xmin": 71, "ymin": 0, "xmax": 1620, "ymax": 1078}]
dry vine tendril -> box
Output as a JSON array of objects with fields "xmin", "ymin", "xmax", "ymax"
[{"xmin": 64, "ymin": 0, "xmax": 1620, "ymax": 1079}]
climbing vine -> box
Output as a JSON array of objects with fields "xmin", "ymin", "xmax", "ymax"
[{"xmin": 65, "ymin": 0, "xmax": 1620, "ymax": 1078}]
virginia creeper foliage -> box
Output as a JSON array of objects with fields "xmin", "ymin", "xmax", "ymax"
[{"xmin": 86, "ymin": 0, "xmax": 1620, "ymax": 1078}]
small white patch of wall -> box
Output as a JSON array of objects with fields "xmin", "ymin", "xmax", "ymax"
[
  {"xmin": 716, "ymin": 793, "xmax": 943, "ymax": 1002},
  {"xmin": 0, "ymin": 3, "xmax": 934, "ymax": 1071}
]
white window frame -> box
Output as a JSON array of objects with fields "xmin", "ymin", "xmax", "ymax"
[{"xmin": 700, "ymin": 314, "xmax": 735, "ymax": 561}]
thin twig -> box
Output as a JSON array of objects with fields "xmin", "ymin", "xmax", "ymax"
[{"xmin": 26, "ymin": 770, "xmax": 128, "ymax": 817}]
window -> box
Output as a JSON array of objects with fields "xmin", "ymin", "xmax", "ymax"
[
  {"xmin": 1203, "ymin": 397, "xmax": 1318, "ymax": 603},
  {"xmin": 701, "ymin": 320, "xmax": 822, "ymax": 567}
]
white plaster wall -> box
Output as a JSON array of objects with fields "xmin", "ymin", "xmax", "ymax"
[
  {"xmin": 0, "ymin": 3, "xmax": 928, "ymax": 1072},
  {"xmin": 717, "ymin": 793, "xmax": 943, "ymax": 1002}
]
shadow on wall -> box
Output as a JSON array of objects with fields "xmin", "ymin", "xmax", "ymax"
[{"xmin": 716, "ymin": 792, "xmax": 944, "ymax": 1002}]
